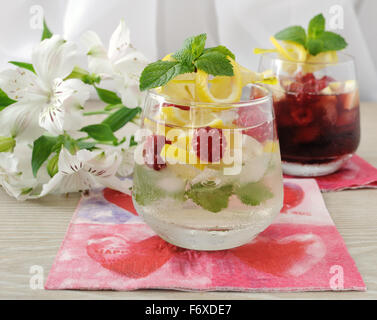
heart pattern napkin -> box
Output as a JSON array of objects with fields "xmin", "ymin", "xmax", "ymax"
[
  {"xmin": 45, "ymin": 178, "xmax": 365, "ymax": 292},
  {"xmin": 284, "ymin": 155, "xmax": 377, "ymax": 192}
]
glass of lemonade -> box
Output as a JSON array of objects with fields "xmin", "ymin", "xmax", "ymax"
[{"xmin": 132, "ymin": 84, "xmax": 283, "ymax": 250}]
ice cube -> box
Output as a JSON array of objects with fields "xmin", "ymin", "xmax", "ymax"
[
  {"xmin": 340, "ymin": 89, "xmax": 359, "ymax": 110},
  {"xmin": 239, "ymin": 153, "xmax": 270, "ymax": 184},
  {"xmin": 320, "ymin": 86, "xmax": 332, "ymax": 95},
  {"xmin": 242, "ymin": 135, "xmax": 263, "ymax": 158},
  {"xmin": 313, "ymin": 95, "xmax": 337, "ymax": 126},
  {"xmin": 156, "ymin": 174, "xmax": 186, "ymax": 193},
  {"xmin": 336, "ymin": 109, "xmax": 358, "ymax": 127}
]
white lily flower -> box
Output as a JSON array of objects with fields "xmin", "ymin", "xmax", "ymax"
[
  {"xmin": 0, "ymin": 35, "xmax": 90, "ymax": 140},
  {"xmin": 81, "ymin": 20, "xmax": 149, "ymax": 108},
  {"xmin": 38, "ymin": 148, "xmax": 132, "ymax": 197},
  {"xmin": 0, "ymin": 142, "xmax": 49, "ymax": 200}
]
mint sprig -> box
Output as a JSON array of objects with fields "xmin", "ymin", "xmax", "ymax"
[
  {"xmin": 235, "ymin": 181, "xmax": 273, "ymax": 206},
  {"xmin": 185, "ymin": 182, "xmax": 234, "ymax": 213},
  {"xmin": 139, "ymin": 33, "xmax": 235, "ymax": 91},
  {"xmin": 274, "ymin": 13, "xmax": 347, "ymax": 56}
]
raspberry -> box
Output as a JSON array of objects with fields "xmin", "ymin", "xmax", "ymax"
[
  {"xmin": 143, "ymin": 135, "xmax": 171, "ymax": 171},
  {"xmin": 192, "ymin": 127, "xmax": 226, "ymax": 163}
]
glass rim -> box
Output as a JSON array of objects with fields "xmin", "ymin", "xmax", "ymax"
[
  {"xmin": 259, "ymin": 51, "xmax": 355, "ymax": 66},
  {"xmin": 146, "ymin": 83, "xmax": 272, "ymax": 109}
]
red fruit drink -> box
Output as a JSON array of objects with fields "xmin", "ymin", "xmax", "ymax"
[{"xmin": 271, "ymin": 73, "xmax": 360, "ymax": 176}]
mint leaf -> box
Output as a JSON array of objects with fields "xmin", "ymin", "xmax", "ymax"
[
  {"xmin": 185, "ymin": 183, "xmax": 233, "ymax": 213},
  {"xmin": 139, "ymin": 60, "xmax": 193, "ymax": 91},
  {"xmin": 133, "ymin": 165, "xmax": 184, "ymax": 205},
  {"xmin": 8, "ymin": 61, "xmax": 35, "ymax": 73},
  {"xmin": 41, "ymin": 19, "xmax": 53, "ymax": 41},
  {"xmin": 32, "ymin": 135, "xmax": 59, "ymax": 177},
  {"xmin": 80, "ymin": 124, "xmax": 117, "ymax": 142},
  {"xmin": 173, "ymin": 33, "xmax": 207, "ymax": 64},
  {"xmin": 203, "ymin": 45, "xmax": 235, "ymax": 60},
  {"xmin": 195, "ymin": 51, "xmax": 234, "ymax": 76},
  {"xmin": 0, "ymin": 88, "xmax": 16, "ymax": 111},
  {"xmin": 308, "ymin": 13, "xmax": 325, "ymax": 39},
  {"xmin": 275, "ymin": 26, "xmax": 307, "ymax": 47},
  {"xmin": 307, "ymin": 38, "xmax": 324, "ymax": 55},
  {"xmin": 235, "ymin": 181, "xmax": 273, "ymax": 206},
  {"xmin": 94, "ymin": 86, "xmax": 122, "ymax": 104},
  {"xmin": 102, "ymin": 106, "xmax": 141, "ymax": 132},
  {"xmin": 318, "ymin": 31, "xmax": 347, "ymax": 51}
]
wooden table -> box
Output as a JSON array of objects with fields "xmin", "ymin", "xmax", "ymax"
[{"xmin": 1, "ymin": 102, "xmax": 376, "ymax": 300}]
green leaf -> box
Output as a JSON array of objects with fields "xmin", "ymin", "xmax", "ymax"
[
  {"xmin": 203, "ymin": 45, "xmax": 235, "ymax": 60},
  {"xmin": 32, "ymin": 135, "xmax": 59, "ymax": 177},
  {"xmin": 235, "ymin": 181, "xmax": 273, "ymax": 206},
  {"xmin": 173, "ymin": 33, "xmax": 207, "ymax": 64},
  {"xmin": 308, "ymin": 13, "xmax": 325, "ymax": 39},
  {"xmin": 41, "ymin": 19, "xmax": 53, "ymax": 41},
  {"xmin": 185, "ymin": 182, "xmax": 234, "ymax": 213},
  {"xmin": 102, "ymin": 106, "xmax": 141, "ymax": 132},
  {"xmin": 318, "ymin": 31, "xmax": 347, "ymax": 52},
  {"xmin": 76, "ymin": 141, "xmax": 97, "ymax": 150},
  {"xmin": 307, "ymin": 38, "xmax": 324, "ymax": 56},
  {"xmin": 129, "ymin": 135, "xmax": 137, "ymax": 147},
  {"xmin": 80, "ymin": 124, "xmax": 117, "ymax": 142},
  {"xmin": 195, "ymin": 51, "xmax": 234, "ymax": 76},
  {"xmin": 139, "ymin": 60, "xmax": 192, "ymax": 91},
  {"xmin": 0, "ymin": 88, "xmax": 16, "ymax": 110},
  {"xmin": 275, "ymin": 26, "xmax": 307, "ymax": 47},
  {"xmin": 94, "ymin": 86, "xmax": 122, "ymax": 104},
  {"xmin": 8, "ymin": 61, "xmax": 35, "ymax": 73}
]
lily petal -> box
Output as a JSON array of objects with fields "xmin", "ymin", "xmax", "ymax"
[
  {"xmin": 0, "ymin": 68, "xmax": 46, "ymax": 101},
  {"xmin": 0, "ymin": 101, "xmax": 44, "ymax": 140},
  {"xmin": 108, "ymin": 19, "xmax": 131, "ymax": 63},
  {"xmin": 32, "ymin": 35, "xmax": 77, "ymax": 87},
  {"xmin": 113, "ymin": 49, "xmax": 148, "ymax": 80}
]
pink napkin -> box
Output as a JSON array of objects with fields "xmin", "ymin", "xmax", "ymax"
[
  {"xmin": 45, "ymin": 178, "xmax": 365, "ymax": 292},
  {"xmin": 284, "ymin": 155, "xmax": 377, "ymax": 192}
]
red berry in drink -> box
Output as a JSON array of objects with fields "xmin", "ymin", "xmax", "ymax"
[
  {"xmin": 192, "ymin": 127, "xmax": 226, "ymax": 163},
  {"xmin": 143, "ymin": 135, "xmax": 171, "ymax": 171}
]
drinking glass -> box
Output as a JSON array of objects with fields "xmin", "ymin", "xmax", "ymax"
[
  {"xmin": 258, "ymin": 53, "xmax": 360, "ymax": 176},
  {"xmin": 132, "ymin": 84, "xmax": 283, "ymax": 250}
]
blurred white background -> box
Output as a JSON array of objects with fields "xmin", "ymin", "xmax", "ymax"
[{"xmin": 0, "ymin": 0, "xmax": 376, "ymax": 100}]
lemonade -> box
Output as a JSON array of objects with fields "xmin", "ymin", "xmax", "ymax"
[{"xmin": 133, "ymin": 35, "xmax": 283, "ymax": 250}]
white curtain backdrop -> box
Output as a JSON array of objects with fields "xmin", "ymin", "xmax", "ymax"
[{"xmin": 0, "ymin": 0, "xmax": 376, "ymax": 101}]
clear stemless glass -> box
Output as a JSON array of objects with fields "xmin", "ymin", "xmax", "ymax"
[
  {"xmin": 258, "ymin": 53, "xmax": 360, "ymax": 176},
  {"xmin": 132, "ymin": 84, "xmax": 283, "ymax": 250}
]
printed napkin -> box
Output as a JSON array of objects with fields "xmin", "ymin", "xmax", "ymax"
[
  {"xmin": 284, "ymin": 155, "xmax": 377, "ymax": 192},
  {"xmin": 45, "ymin": 178, "xmax": 365, "ymax": 292}
]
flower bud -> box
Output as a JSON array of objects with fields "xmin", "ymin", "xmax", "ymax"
[
  {"xmin": 0, "ymin": 136, "xmax": 16, "ymax": 152},
  {"xmin": 47, "ymin": 153, "xmax": 59, "ymax": 177}
]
